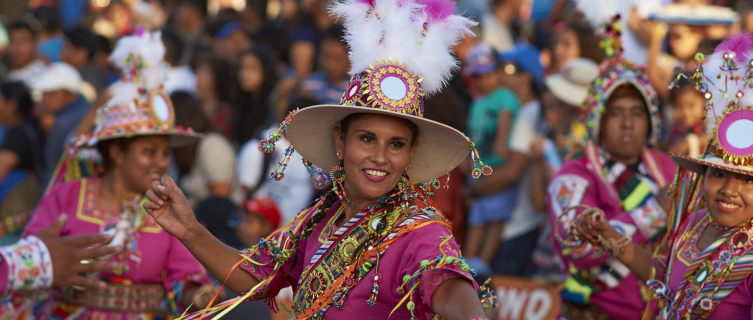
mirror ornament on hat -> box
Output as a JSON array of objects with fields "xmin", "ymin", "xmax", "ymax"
[
  {"xmin": 255, "ymin": 0, "xmax": 492, "ymax": 188},
  {"xmin": 671, "ymin": 32, "xmax": 753, "ymax": 176},
  {"xmin": 45, "ymin": 28, "xmax": 202, "ymax": 193}
]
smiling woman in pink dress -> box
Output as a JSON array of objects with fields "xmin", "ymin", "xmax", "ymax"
[
  {"xmin": 19, "ymin": 30, "xmax": 221, "ymax": 320},
  {"xmin": 141, "ymin": 0, "xmax": 499, "ymax": 319},
  {"xmin": 567, "ymin": 32, "xmax": 753, "ymax": 320}
]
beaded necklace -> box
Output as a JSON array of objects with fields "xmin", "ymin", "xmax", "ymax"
[{"xmin": 665, "ymin": 218, "xmax": 753, "ymax": 319}]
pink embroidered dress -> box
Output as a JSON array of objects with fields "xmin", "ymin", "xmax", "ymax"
[
  {"xmin": 649, "ymin": 210, "xmax": 753, "ymax": 319},
  {"xmin": 22, "ymin": 178, "xmax": 211, "ymax": 320},
  {"xmin": 546, "ymin": 142, "xmax": 675, "ymax": 320},
  {"xmin": 232, "ymin": 195, "xmax": 478, "ymax": 320}
]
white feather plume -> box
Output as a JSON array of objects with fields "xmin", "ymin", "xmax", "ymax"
[
  {"xmin": 330, "ymin": 0, "xmax": 476, "ymax": 95},
  {"xmin": 106, "ymin": 30, "xmax": 168, "ymax": 108},
  {"xmin": 573, "ymin": 0, "xmax": 616, "ymax": 28}
]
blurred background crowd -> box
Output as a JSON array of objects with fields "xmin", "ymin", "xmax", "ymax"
[{"xmin": 0, "ymin": 0, "xmax": 750, "ymax": 317}]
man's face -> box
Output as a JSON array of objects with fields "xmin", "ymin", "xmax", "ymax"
[
  {"xmin": 601, "ymin": 95, "xmax": 650, "ymax": 165},
  {"xmin": 8, "ymin": 29, "xmax": 36, "ymax": 69},
  {"xmin": 60, "ymin": 40, "xmax": 88, "ymax": 69},
  {"xmin": 321, "ymin": 39, "xmax": 350, "ymax": 83},
  {"xmin": 41, "ymin": 90, "xmax": 73, "ymax": 114}
]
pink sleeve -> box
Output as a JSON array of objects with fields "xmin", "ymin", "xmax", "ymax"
[
  {"xmin": 0, "ymin": 258, "xmax": 8, "ymax": 298},
  {"xmin": 24, "ymin": 182, "xmax": 72, "ymax": 236},
  {"xmin": 396, "ymin": 223, "xmax": 477, "ymax": 313}
]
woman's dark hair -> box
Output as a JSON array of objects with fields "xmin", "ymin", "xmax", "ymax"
[
  {"xmin": 560, "ymin": 19, "xmax": 605, "ymax": 64},
  {"xmin": 197, "ymin": 55, "xmax": 237, "ymax": 105},
  {"xmin": 234, "ymin": 46, "xmax": 279, "ymax": 144},
  {"xmin": 0, "ymin": 81, "xmax": 34, "ymax": 119},
  {"xmin": 96, "ymin": 138, "xmax": 135, "ymax": 170},
  {"xmin": 339, "ymin": 113, "xmax": 420, "ymax": 145},
  {"xmin": 171, "ymin": 91, "xmax": 209, "ymax": 133}
]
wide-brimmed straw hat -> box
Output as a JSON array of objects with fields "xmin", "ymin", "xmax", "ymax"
[
  {"xmin": 47, "ymin": 29, "xmax": 201, "ymax": 191},
  {"xmin": 544, "ymin": 58, "xmax": 599, "ymax": 108},
  {"xmin": 281, "ymin": 0, "xmax": 481, "ymax": 185},
  {"xmin": 76, "ymin": 29, "xmax": 201, "ymax": 149},
  {"xmin": 671, "ymin": 33, "xmax": 753, "ymax": 176}
]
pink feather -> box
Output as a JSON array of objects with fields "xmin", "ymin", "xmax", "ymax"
[
  {"xmin": 419, "ymin": 0, "xmax": 456, "ymax": 22},
  {"xmin": 713, "ymin": 31, "xmax": 753, "ymax": 64},
  {"xmin": 354, "ymin": 0, "xmax": 374, "ymax": 7}
]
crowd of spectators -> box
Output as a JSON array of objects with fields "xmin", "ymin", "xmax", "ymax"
[{"xmin": 0, "ymin": 0, "xmax": 751, "ymax": 316}]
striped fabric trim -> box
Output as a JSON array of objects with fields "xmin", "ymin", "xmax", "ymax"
[
  {"xmin": 662, "ymin": 227, "xmax": 753, "ymax": 319},
  {"xmin": 310, "ymin": 211, "xmax": 367, "ymax": 264}
]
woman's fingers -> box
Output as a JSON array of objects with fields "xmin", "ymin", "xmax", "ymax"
[
  {"xmin": 75, "ymin": 261, "xmax": 119, "ymax": 274},
  {"xmin": 145, "ymin": 189, "xmax": 164, "ymax": 206},
  {"xmin": 143, "ymin": 201, "xmax": 161, "ymax": 212},
  {"xmin": 151, "ymin": 180, "xmax": 165, "ymax": 197},
  {"xmin": 74, "ymin": 245, "xmax": 122, "ymax": 260},
  {"xmin": 68, "ymin": 275, "xmax": 109, "ymax": 290},
  {"xmin": 66, "ymin": 233, "xmax": 114, "ymax": 248}
]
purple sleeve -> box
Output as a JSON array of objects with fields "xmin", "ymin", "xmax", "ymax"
[{"xmin": 396, "ymin": 223, "xmax": 478, "ymax": 313}]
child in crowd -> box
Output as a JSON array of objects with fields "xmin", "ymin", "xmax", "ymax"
[
  {"xmin": 665, "ymin": 73, "xmax": 708, "ymax": 157},
  {"xmin": 462, "ymin": 43, "xmax": 520, "ymax": 276}
]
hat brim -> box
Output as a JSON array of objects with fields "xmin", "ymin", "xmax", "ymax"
[
  {"xmin": 671, "ymin": 153, "xmax": 753, "ymax": 176},
  {"xmin": 89, "ymin": 131, "xmax": 203, "ymax": 148},
  {"xmin": 545, "ymin": 74, "xmax": 587, "ymax": 108},
  {"xmin": 286, "ymin": 105, "xmax": 470, "ymax": 185}
]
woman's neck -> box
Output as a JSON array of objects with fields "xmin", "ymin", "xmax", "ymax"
[{"xmin": 98, "ymin": 172, "xmax": 140, "ymax": 211}]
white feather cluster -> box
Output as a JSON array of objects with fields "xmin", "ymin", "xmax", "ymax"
[
  {"xmin": 105, "ymin": 31, "xmax": 168, "ymax": 108},
  {"xmin": 573, "ymin": 0, "xmax": 616, "ymax": 28},
  {"xmin": 330, "ymin": 0, "xmax": 476, "ymax": 95}
]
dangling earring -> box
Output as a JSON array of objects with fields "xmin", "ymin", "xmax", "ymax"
[
  {"xmin": 390, "ymin": 172, "xmax": 410, "ymax": 202},
  {"xmin": 331, "ymin": 162, "xmax": 354, "ymax": 208}
]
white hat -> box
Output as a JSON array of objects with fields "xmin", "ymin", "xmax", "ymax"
[
  {"xmin": 544, "ymin": 58, "xmax": 599, "ymax": 108},
  {"xmin": 31, "ymin": 62, "xmax": 82, "ymax": 93}
]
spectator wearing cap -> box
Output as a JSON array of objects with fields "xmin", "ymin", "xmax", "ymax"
[
  {"xmin": 214, "ymin": 22, "xmax": 251, "ymax": 65},
  {"xmin": 6, "ymin": 22, "xmax": 46, "ymax": 86},
  {"xmin": 301, "ymin": 24, "xmax": 350, "ymax": 105},
  {"xmin": 32, "ymin": 62, "xmax": 90, "ymax": 184},
  {"xmin": 240, "ymin": 195, "xmax": 282, "ymax": 245},
  {"xmin": 461, "ymin": 43, "xmax": 520, "ymax": 278},
  {"xmin": 61, "ymin": 27, "xmax": 106, "ymax": 96},
  {"xmin": 465, "ymin": 43, "xmax": 548, "ymax": 279}
]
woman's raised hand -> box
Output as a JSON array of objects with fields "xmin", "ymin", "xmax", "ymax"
[
  {"xmin": 143, "ymin": 176, "xmax": 198, "ymax": 242},
  {"xmin": 572, "ymin": 212, "xmax": 620, "ymax": 247}
]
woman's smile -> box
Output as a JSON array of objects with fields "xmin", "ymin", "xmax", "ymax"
[
  {"xmin": 717, "ymin": 198, "xmax": 743, "ymax": 213},
  {"xmin": 363, "ymin": 168, "xmax": 388, "ymax": 182}
]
